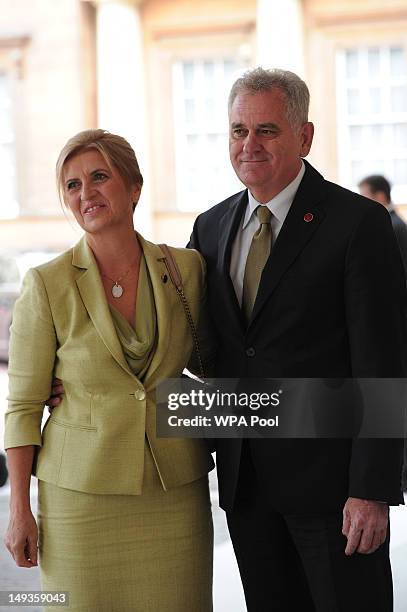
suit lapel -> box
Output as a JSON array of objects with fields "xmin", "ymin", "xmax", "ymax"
[
  {"xmin": 73, "ymin": 237, "xmax": 135, "ymax": 377},
  {"xmin": 250, "ymin": 162, "xmax": 328, "ymax": 324},
  {"xmin": 217, "ymin": 191, "xmax": 248, "ymax": 332}
]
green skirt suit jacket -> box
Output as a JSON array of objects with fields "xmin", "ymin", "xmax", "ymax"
[{"xmin": 5, "ymin": 234, "xmax": 214, "ymax": 611}]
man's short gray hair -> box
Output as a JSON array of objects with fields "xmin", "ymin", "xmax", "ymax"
[{"xmin": 228, "ymin": 67, "xmax": 310, "ymax": 128}]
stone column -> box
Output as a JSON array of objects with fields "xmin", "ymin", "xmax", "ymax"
[{"xmin": 95, "ymin": 0, "xmax": 152, "ymax": 235}]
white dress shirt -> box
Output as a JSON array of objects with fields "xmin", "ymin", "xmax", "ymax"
[{"xmin": 230, "ymin": 161, "xmax": 305, "ymax": 305}]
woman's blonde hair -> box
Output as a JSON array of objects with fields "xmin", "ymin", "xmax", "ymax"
[{"xmin": 56, "ymin": 129, "xmax": 143, "ymax": 210}]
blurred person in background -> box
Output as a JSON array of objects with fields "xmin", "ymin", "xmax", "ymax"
[
  {"xmin": 359, "ymin": 174, "xmax": 407, "ymax": 279},
  {"xmin": 3, "ymin": 129, "xmax": 214, "ymax": 612},
  {"xmin": 359, "ymin": 174, "xmax": 407, "ymax": 492}
]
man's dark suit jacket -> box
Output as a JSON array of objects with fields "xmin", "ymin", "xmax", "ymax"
[
  {"xmin": 390, "ymin": 208, "xmax": 407, "ymax": 279},
  {"xmin": 189, "ymin": 160, "xmax": 407, "ymax": 514},
  {"xmin": 389, "ymin": 209, "xmax": 407, "ymax": 491}
]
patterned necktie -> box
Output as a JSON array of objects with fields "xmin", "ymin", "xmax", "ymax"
[{"xmin": 242, "ymin": 205, "xmax": 273, "ymax": 321}]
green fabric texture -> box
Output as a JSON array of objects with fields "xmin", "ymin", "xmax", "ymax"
[{"xmin": 109, "ymin": 255, "xmax": 157, "ymax": 382}]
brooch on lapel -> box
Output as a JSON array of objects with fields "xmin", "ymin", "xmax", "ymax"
[{"xmin": 303, "ymin": 213, "xmax": 314, "ymax": 223}]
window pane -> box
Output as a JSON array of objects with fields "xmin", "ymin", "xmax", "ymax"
[
  {"xmin": 390, "ymin": 47, "xmax": 406, "ymax": 77},
  {"xmin": 369, "ymin": 160, "xmax": 386, "ymax": 175},
  {"xmin": 393, "ymin": 124, "xmax": 407, "ymax": 148},
  {"xmin": 367, "ymin": 87, "xmax": 381, "ymax": 113},
  {"xmin": 346, "ymin": 50, "xmax": 359, "ymax": 78},
  {"xmin": 369, "ymin": 124, "xmax": 385, "ymax": 147},
  {"xmin": 186, "ymin": 167, "xmax": 200, "ymax": 193},
  {"xmin": 207, "ymin": 133, "xmax": 226, "ymax": 162},
  {"xmin": 352, "ymin": 159, "xmax": 387, "ymax": 184},
  {"xmin": 203, "ymin": 61, "xmax": 215, "ymax": 86},
  {"xmin": 204, "ymin": 98, "xmax": 215, "ymax": 121},
  {"xmin": 207, "ymin": 133, "xmax": 221, "ymax": 146},
  {"xmin": 347, "ymin": 89, "xmax": 361, "ymax": 114},
  {"xmin": 183, "ymin": 62, "xmax": 194, "ymax": 90},
  {"xmin": 391, "ymin": 86, "xmax": 407, "ymax": 113},
  {"xmin": 224, "ymin": 59, "xmax": 237, "ymax": 81},
  {"xmin": 368, "ymin": 48, "xmax": 380, "ymax": 77},
  {"xmin": 349, "ymin": 125, "xmax": 364, "ymax": 149},
  {"xmin": 394, "ymin": 159, "xmax": 407, "ymax": 183},
  {"xmin": 185, "ymin": 99, "xmax": 196, "ymax": 124},
  {"xmin": 174, "ymin": 58, "xmax": 245, "ymax": 211},
  {"xmin": 186, "ymin": 134, "xmax": 199, "ymax": 151},
  {"xmin": 351, "ymin": 160, "xmax": 364, "ymax": 183},
  {"xmin": 339, "ymin": 45, "xmax": 407, "ymax": 191}
]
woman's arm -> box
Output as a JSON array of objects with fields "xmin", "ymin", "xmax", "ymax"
[
  {"xmin": 4, "ymin": 446, "xmax": 38, "ymax": 567},
  {"xmin": 5, "ymin": 267, "xmax": 56, "ymax": 448},
  {"xmin": 4, "ymin": 267, "xmax": 57, "ymax": 567}
]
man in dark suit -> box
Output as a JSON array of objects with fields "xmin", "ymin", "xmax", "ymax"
[
  {"xmin": 189, "ymin": 68, "xmax": 406, "ymax": 611},
  {"xmin": 359, "ymin": 175, "xmax": 407, "ymax": 493},
  {"xmin": 359, "ymin": 174, "xmax": 407, "ymax": 279}
]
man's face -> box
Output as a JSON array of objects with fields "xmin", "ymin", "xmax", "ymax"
[{"xmin": 229, "ymin": 89, "xmax": 314, "ymax": 203}]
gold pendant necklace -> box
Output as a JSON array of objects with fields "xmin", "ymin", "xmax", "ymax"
[
  {"xmin": 102, "ymin": 266, "xmax": 133, "ymax": 299},
  {"xmin": 111, "ymin": 283, "xmax": 124, "ymax": 298}
]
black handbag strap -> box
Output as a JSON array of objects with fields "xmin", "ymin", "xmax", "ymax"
[{"xmin": 159, "ymin": 244, "xmax": 205, "ymax": 379}]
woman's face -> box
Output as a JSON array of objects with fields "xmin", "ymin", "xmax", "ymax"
[{"xmin": 62, "ymin": 149, "xmax": 140, "ymax": 235}]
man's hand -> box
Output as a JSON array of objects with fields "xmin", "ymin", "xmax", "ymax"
[
  {"xmin": 342, "ymin": 497, "xmax": 388, "ymax": 556},
  {"xmin": 46, "ymin": 377, "xmax": 64, "ymax": 413}
]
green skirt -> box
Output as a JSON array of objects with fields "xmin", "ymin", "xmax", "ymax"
[{"xmin": 37, "ymin": 444, "xmax": 213, "ymax": 611}]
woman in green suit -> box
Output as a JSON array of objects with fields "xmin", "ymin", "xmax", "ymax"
[{"xmin": 4, "ymin": 129, "xmax": 214, "ymax": 611}]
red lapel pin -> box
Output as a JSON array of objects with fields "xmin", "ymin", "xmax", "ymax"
[{"xmin": 304, "ymin": 212, "xmax": 314, "ymax": 223}]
